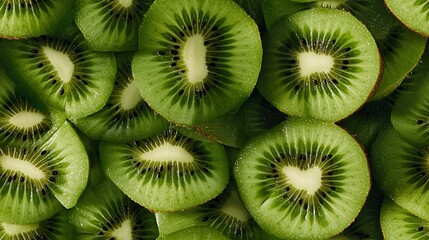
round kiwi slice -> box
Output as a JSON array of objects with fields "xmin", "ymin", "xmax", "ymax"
[
  {"xmin": 72, "ymin": 52, "xmax": 170, "ymax": 143},
  {"xmin": 0, "ymin": 210, "xmax": 75, "ymax": 240},
  {"xmin": 0, "ymin": 25, "xmax": 116, "ymax": 120},
  {"xmin": 75, "ymin": 0, "xmax": 153, "ymax": 51},
  {"xmin": 132, "ymin": 0, "xmax": 262, "ymax": 125},
  {"xmin": 69, "ymin": 180, "xmax": 159, "ymax": 239},
  {"xmin": 0, "ymin": 68, "xmax": 65, "ymax": 148},
  {"xmin": 234, "ymin": 117, "xmax": 371, "ymax": 239},
  {"xmin": 257, "ymin": 8, "xmax": 380, "ymax": 122},
  {"xmin": 380, "ymin": 197, "xmax": 429, "ymax": 240},
  {"xmin": 384, "ymin": 0, "xmax": 429, "ymax": 36},
  {"xmin": 0, "ymin": 0, "xmax": 75, "ymax": 39},
  {"xmin": 156, "ymin": 180, "xmax": 265, "ymax": 240},
  {"xmin": 0, "ymin": 121, "xmax": 89, "ymax": 224},
  {"xmin": 100, "ymin": 129, "xmax": 229, "ymax": 212},
  {"xmin": 371, "ymin": 124, "xmax": 429, "ymax": 221},
  {"xmin": 157, "ymin": 226, "xmax": 229, "ymax": 240}
]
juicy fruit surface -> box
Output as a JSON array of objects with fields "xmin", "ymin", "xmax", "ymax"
[
  {"xmin": 384, "ymin": 0, "xmax": 429, "ymax": 36},
  {"xmin": 257, "ymin": 8, "xmax": 380, "ymax": 122},
  {"xmin": 234, "ymin": 118, "xmax": 370, "ymax": 239},
  {"xmin": 132, "ymin": 0, "xmax": 262, "ymax": 125}
]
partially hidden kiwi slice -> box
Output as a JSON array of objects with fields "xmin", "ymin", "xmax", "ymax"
[
  {"xmin": 69, "ymin": 180, "xmax": 159, "ymax": 239},
  {"xmin": 132, "ymin": 0, "xmax": 262, "ymax": 125},
  {"xmin": 0, "ymin": 25, "xmax": 116, "ymax": 119},
  {"xmin": 380, "ymin": 197, "xmax": 429, "ymax": 240},
  {"xmin": 0, "ymin": 67, "xmax": 65, "ymax": 148},
  {"xmin": 0, "ymin": 210, "xmax": 75, "ymax": 240},
  {"xmin": 234, "ymin": 117, "xmax": 370, "ymax": 239},
  {"xmin": 72, "ymin": 52, "xmax": 170, "ymax": 143},
  {"xmin": 100, "ymin": 129, "xmax": 229, "ymax": 212},
  {"xmin": 0, "ymin": 0, "xmax": 75, "ymax": 39},
  {"xmin": 75, "ymin": 0, "xmax": 153, "ymax": 51},
  {"xmin": 257, "ymin": 8, "xmax": 380, "ymax": 122},
  {"xmin": 157, "ymin": 226, "xmax": 229, "ymax": 240},
  {"xmin": 156, "ymin": 180, "xmax": 266, "ymax": 240},
  {"xmin": 384, "ymin": 0, "xmax": 429, "ymax": 36},
  {"xmin": 371, "ymin": 124, "xmax": 429, "ymax": 221},
  {"xmin": 0, "ymin": 121, "xmax": 89, "ymax": 224}
]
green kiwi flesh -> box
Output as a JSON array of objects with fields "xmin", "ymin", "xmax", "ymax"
[
  {"xmin": 380, "ymin": 197, "xmax": 429, "ymax": 240},
  {"xmin": 69, "ymin": 180, "xmax": 159, "ymax": 239},
  {"xmin": 157, "ymin": 226, "xmax": 229, "ymax": 240},
  {"xmin": 72, "ymin": 52, "xmax": 170, "ymax": 143},
  {"xmin": 257, "ymin": 8, "xmax": 380, "ymax": 122},
  {"xmin": 0, "ymin": 29, "xmax": 116, "ymax": 119},
  {"xmin": 0, "ymin": 210, "xmax": 75, "ymax": 240},
  {"xmin": 100, "ymin": 129, "xmax": 229, "ymax": 212},
  {"xmin": 371, "ymin": 124, "xmax": 429, "ymax": 221},
  {"xmin": 234, "ymin": 117, "xmax": 370, "ymax": 239},
  {"xmin": 0, "ymin": 121, "xmax": 89, "ymax": 224},
  {"xmin": 0, "ymin": 68, "xmax": 65, "ymax": 148},
  {"xmin": 132, "ymin": 0, "xmax": 262, "ymax": 125},
  {"xmin": 384, "ymin": 0, "xmax": 429, "ymax": 36},
  {"xmin": 0, "ymin": 0, "xmax": 75, "ymax": 39},
  {"xmin": 75, "ymin": 0, "xmax": 153, "ymax": 51}
]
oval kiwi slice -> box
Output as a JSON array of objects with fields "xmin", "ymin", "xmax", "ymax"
[
  {"xmin": 0, "ymin": 26, "xmax": 116, "ymax": 119},
  {"xmin": 234, "ymin": 117, "xmax": 370, "ymax": 239},
  {"xmin": 384, "ymin": 0, "xmax": 429, "ymax": 36},
  {"xmin": 257, "ymin": 8, "xmax": 380, "ymax": 122},
  {"xmin": 69, "ymin": 180, "xmax": 159, "ymax": 239},
  {"xmin": 0, "ymin": 0, "xmax": 75, "ymax": 39},
  {"xmin": 75, "ymin": 0, "xmax": 153, "ymax": 51},
  {"xmin": 0, "ymin": 210, "xmax": 75, "ymax": 240},
  {"xmin": 380, "ymin": 197, "xmax": 429, "ymax": 240},
  {"xmin": 0, "ymin": 121, "xmax": 89, "ymax": 224},
  {"xmin": 132, "ymin": 0, "xmax": 262, "ymax": 125},
  {"xmin": 371, "ymin": 124, "xmax": 429, "ymax": 221},
  {"xmin": 100, "ymin": 129, "xmax": 229, "ymax": 212}
]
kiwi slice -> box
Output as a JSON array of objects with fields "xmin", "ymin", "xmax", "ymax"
[
  {"xmin": 234, "ymin": 117, "xmax": 370, "ymax": 239},
  {"xmin": 371, "ymin": 124, "xmax": 429, "ymax": 221},
  {"xmin": 0, "ymin": 25, "xmax": 116, "ymax": 119},
  {"xmin": 100, "ymin": 129, "xmax": 229, "ymax": 212},
  {"xmin": 158, "ymin": 226, "xmax": 229, "ymax": 240},
  {"xmin": 257, "ymin": 8, "xmax": 380, "ymax": 122},
  {"xmin": 0, "ymin": 67, "xmax": 64, "ymax": 147},
  {"xmin": 384, "ymin": 0, "xmax": 429, "ymax": 36},
  {"xmin": 0, "ymin": 0, "xmax": 75, "ymax": 39},
  {"xmin": 132, "ymin": 0, "xmax": 262, "ymax": 125},
  {"xmin": 380, "ymin": 197, "xmax": 429, "ymax": 239},
  {"xmin": 0, "ymin": 121, "xmax": 89, "ymax": 224},
  {"xmin": 156, "ymin": 181, "xmax": 264, "ymax": 239},
  {"xmin": 391, "ymin": 49, "xmax": 429, "ymax": 147},
  {"xmin": 69, "ymin": 180, "xmax": 159, "ymax": 239},
  {"xmin": 75, "ymin": 0, "xmax": 153, "ymax": 51},
  {"xmin": 0, "ymin": 210, "xmax": 75, "ymax": 240},
  {"xmin": 72, "ymin": 52, "xmax": 170, "ymax": 143}
]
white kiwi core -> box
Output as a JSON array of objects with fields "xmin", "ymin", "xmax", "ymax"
[
  {"xmin": 118, "ymin": 0, "xmax": 133, "ymax": 8},
  {"xmin": 121, "ymin": 81, "xmax": 142, "ymax": 110},
  {"xmin": 183, "ymin": 34, "xmax": 208, "ymax": 84},
  {"xmin": 10, "ymin": 111, "xmax": 46, "ymax": 128},
  {"xmin": 2, "ymin": 222, "xmax": 39, "ymax": 235},
  {"xmin": 0, "ymin": 155, "xmax": 45, "ymax": 180},
  {"xmin": 111, "ymin": 219, "xmax": 132, "ymax": 240},
  {"xmin": 282, "ymin": 166, "xmax": 322, "ymax": 195},
  {"xmin": 141, "ymin": 143, "xmax": 193, "ymax": 163},
  {"xmin": 221, "ymin": 190, "xmax": 251, "ymax": 222},
  {"xmin": 298, "ymin": 52, "xmax": 334, "ymax": 77},
  {"xmin": 43, "ymin": 46, "xmax": 74, "ymax": 83}
]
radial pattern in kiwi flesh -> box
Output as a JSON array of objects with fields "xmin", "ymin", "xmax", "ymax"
[
  {"xmin": 257, "ymin": 8, "xmax": 380, "ymax": 122},
  {"xmin": 100, "ymin": 129, "xmax": 229, "ymax": 212},
  {"xmin": 132, "ymin": 0, "xmax": 262, "ymax": 125},
  {"xmin": 234, "ymin": 117, "xmax": 370, "ymax": 239}
]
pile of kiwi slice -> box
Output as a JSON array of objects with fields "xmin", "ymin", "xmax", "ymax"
[{"xmin": 1, "ymin": 0, "xmax": 429, "ymax": 239}]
